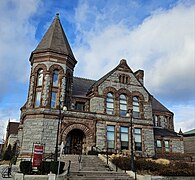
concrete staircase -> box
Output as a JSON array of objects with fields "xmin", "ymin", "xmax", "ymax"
[{"xmin": 62, "ymin": 155, "xmax": 133, "ymax": 180}]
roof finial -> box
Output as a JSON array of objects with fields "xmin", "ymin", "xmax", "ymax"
[{"xmin": 56, "ymin": 13, "xmax": 59, "ymax": 19}]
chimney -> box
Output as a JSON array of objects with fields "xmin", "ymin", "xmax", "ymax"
[{"xmin": 135, "ymin": 70, "xmax": 144, "ymax": 85}]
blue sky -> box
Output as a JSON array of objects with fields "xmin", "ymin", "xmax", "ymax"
[{"xmin": 0, "ymin": 0, "xmax": 194, "ymax": 142}]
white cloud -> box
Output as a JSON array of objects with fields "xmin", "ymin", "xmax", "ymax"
[
  {"xmin": 74, "ymin": 2, "xmax": 195, "ymax": 105},
  {"xmin": 0, "ymin": 0, "xmax": 42, "ymax": 141},
  {"xmin": 0, "ymin": 0, "xmax": 41, "ymax": 97},
  {"xmin": 172, "ymin": 104, "xmax": 195, "ymax": 132}
]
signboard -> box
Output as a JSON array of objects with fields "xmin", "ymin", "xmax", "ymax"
[{"xmin": 32, "ymin": 144, "xmax": 44, "ymax": 167}]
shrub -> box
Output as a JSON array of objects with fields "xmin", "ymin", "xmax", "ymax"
[
  {"xmin": 50, "ymin": 161, "xmax": 65, "ymax": 174},
  {"xmin": 88, "ymin": 150, "xmax": 98, "ymax": 155},
  {"xmin": 111, "ymin": 156, "xmax": 131, "ymax": 170},
  {"xmin": 20, "ymin": 161, "xmax": 32, "ymax": 174},
  {"xmin": 38, "ymin": 161, "xmax": 51, "ymax": 174},
  {"xmin": 156, "ymin": 152, "xmax": 192, "ymax": 161}
]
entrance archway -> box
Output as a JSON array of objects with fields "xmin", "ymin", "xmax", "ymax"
[{"xmin": 65, "ymin": 129, "xmax": 85, "ymax": 154}]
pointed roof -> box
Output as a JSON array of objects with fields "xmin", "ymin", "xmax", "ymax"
[
  {"xmin": 31, "ymin": 13, "xmax": 76, "ymax": 62},
  {"xmin": 87, "ymin": 59, "xmax": 133, "ymax": 94}
]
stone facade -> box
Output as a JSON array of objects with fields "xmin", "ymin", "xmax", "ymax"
[{"xmin": 18, "ymin": 14, "xmax": 184, "ymax": 159}]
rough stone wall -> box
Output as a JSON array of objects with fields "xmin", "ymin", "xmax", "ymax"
[
  {"xmin": 96, "ymin": 122, "xmax": 106, "ymax": 150},
  {"xmin": 21, "ymin": 118, "xmax": 58, "ymax": 155},
  {"xmin": 183, "ymin": 136, "xmax": 195, "ymax": 155},
  {"xmin": 42, "ymin": 74, "xmax": 51, "ymax": 107},
  {"xmin": 90, "ymin": 70, "xmax": 152, "ymax": 122},
  {"xmin": 171, "ymin": 138, "xmax": 184, "ymax": 153},
  {"xmin": 90, "ymin": 97, "xmax": 104, "ymax": 113},
  {"xmin": 27, "ymin": 75, "xmax": 35, "ymax": 108},
  {"xmin": 143, "ymin": 128, "xmax": 155, "ymax": 156}
]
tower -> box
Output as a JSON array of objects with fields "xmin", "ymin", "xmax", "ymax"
[{"xmin": 19, "ymin": 14, "xmax": 77, "ymax": 157}]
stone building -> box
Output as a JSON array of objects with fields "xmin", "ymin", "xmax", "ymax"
[
  {"xmin": 183, "ymin": 129, "xmax": 195, "ymax": 158},
  {"xmin": 4, "ymin": 121, "xmax": 19, "ymax": 149},
  {"xmin": 18, "ymin": 14, "xmax": 183, "ymax": 159}
]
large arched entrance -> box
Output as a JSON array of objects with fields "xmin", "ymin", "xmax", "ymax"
[{"xmin": 64, "ymin": 129, "xmax": 85, "ymax": 154}]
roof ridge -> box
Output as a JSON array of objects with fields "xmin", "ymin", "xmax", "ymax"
[{"xmin": 73, "ymin": 76, "xmax": 96, "ymax": 81}]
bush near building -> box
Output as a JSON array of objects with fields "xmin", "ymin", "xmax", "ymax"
[
  {"xmin": 20, "ymin": 161, "xmax": 65, "ymax": 175},
  {"xmin": 111, "ymin": 155, "xmax": 195, "ymax": 176}
]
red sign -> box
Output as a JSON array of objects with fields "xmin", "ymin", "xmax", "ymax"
[{"xmin": 32, "ymin": 144, "xmax": 44, "ymax": 167}]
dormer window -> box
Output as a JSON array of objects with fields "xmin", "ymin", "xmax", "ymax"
[
  {"xmin": 37, "ymin": 69, "xmax": 43, "ymax": 86},
  {"xmin": 106, "ymin": 93, "xmax": 114, "ymax": 115},
  {"xmin": 52, "ymin": 70, "xmax": 59, "ymax": 86},
  {"xmin": 120, "ymin": 94, "xmax": 127, "ymax": 116},
  {"xmin": 133, "ymin": 96, "xmax": 140, "ymax": 118}
]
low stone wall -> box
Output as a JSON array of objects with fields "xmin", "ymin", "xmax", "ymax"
[{"xmin": 13, "ymin": 172, "xmax": 66, "ymax": 180}]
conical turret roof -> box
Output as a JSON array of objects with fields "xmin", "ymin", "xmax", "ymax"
[{"xmin": 31, "ymin": 13, "xmax": 76, "ymax": 62}]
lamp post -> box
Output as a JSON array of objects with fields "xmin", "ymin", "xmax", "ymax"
[
  {"xmin": 126, "ymin": 109, "xmax": 136, "ymax": 177},
  {"xmin": 54, "ymin": 101, "xmax": 66, "ymax": 161}
]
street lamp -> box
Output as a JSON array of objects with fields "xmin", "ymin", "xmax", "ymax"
[
  {"xmin": 126, "ymin": 109, "xmax": 136, "ymax": 176},
  {"xmin": 54, "ymin": 101, "xmax": 67, "ymax": 161}
]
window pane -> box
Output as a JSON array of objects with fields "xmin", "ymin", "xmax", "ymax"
[
  {"xmin": 106, "ymin": 109, "xmax": 114, "ymax": 114},
  {"xmin": 120, "ymin": 94, "xmax": 127, "ymax": 116},
  {"xmin": 75, "ymin": 102, "xmax": 85, "ymax": 111},
  {"xmin": 121, "ymin": 127, "xmax": 128, "ymax": 133},
  {"xmin": 121, "ymin": 134, "xmax": 128, "ymax": 141},
  {"xmin": 53, "ymin": 70, "xmax": 58, "ymax": 86},
  {"xmin": 37, "ymin": 69, "xmax": 43, "ymax": 86},
  {"xmin": 135, "ymin": 142, "xmax": 142, "ymax": 151},
  {"xmin": 51, "ymin": 92, "xmax": 57, "ymax": 108},
  {"xmin": 107, "ymin": 132, "xmax": 114, "ymax": 140},
  {"xmin": 134, "ymin": 128, "xmax": 141, "ymax": 134},
  {"xmin": 107, "ymin": 93, "xmax": 113, "ymax": 97},
  {"xmin": 107, "ymin": 125, "xmax": 114, "ymax": 131},
  {"xmin": 135, "ymin": 135, "xmax": 141, "ymax": 142},
  {"xmin": 106, "ymin": 93, "xmax": 114, "ymax": 114},
  {"xmin": 157, "ymin": 140, "xmax": 162, "ymax": 148},
  {"xmin": 133, "ymin": 96, "xmax": 139, "ymax": 101},
  {"xmin": 133, "ymin": 106, "xmax": 139, "ymax": 112},
  {"xmin": 35, "ymin": 92, "xmax": 41, "ymax": 107},
  {"xmin": 108, "ymin": 140, "xmax": 114, "ymax": 149},
  {"xmin": 107, "ymin": 103, "xmax": 114, "ymax": 108},
  {"xmin": 134, "ymin": 128, "xmax": 142, "ymax": 151},
  {"xmin": 120, "ymin": 110, "xmax": 126, "ymax": 116},
  {"xmin": 120, "ymin": 104, "xmax": 127, "ymax": 110}
]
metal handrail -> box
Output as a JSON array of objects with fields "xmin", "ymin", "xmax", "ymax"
[{"xmin": 67, "ymin": 160, "xmax": 71, "ymax": 177}]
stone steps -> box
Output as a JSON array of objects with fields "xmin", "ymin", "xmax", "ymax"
[
  {"xmin": 67, "ymin": 171, "xmax": 132, "ymax": 180},
  {"xmin": 61, "ymin": 155, "xmax": 133, "ymax": 180}
]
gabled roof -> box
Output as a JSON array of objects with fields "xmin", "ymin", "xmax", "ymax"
[
  {"xmin": 87, "ymin": 59, "xmax": 133, "ymax": 94},
  {"xmin": 30, "ymin": 13, "xmax": 76, "ymax": 62},
  {"xmin": 154, "ymin": 128, "xmax": 179, "ymax": 137},
  {"xmin": 72, "ymin": 77, "xmax": 95, "ymax": 97},
  {"xmin": 152, "ymin": 97, "xmax": 172, "ymax": 113}
]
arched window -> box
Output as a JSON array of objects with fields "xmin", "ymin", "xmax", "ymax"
[
  {"xmin": 133, "ymin": 96, "xmax": 140, "ymax": 118},
  {"xmin": 106, "ymin": 92, "xmax": 114, "ymax": 115},
  {"xmin": 120, "ymin": 94, "xmax": 127, "ymax": 116},
  {"xmin": 52, "ymin": 70, "xmax": 59, "ymax": 86},
  {"xmin": 37, "ymin": 69, "xmax": 43, "ymax": 86}
]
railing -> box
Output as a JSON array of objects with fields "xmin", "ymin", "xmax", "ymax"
[
  {"xmin": 1, "ymin": 166, "xmax": 11, "ymax": 178},
  {"xmin": 67, "ymin": 160, "xmax": 71, "ymax": 177},
  {"xmin": 43, "ymin": 153, "xmax": 55, "ymax": 161}
]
